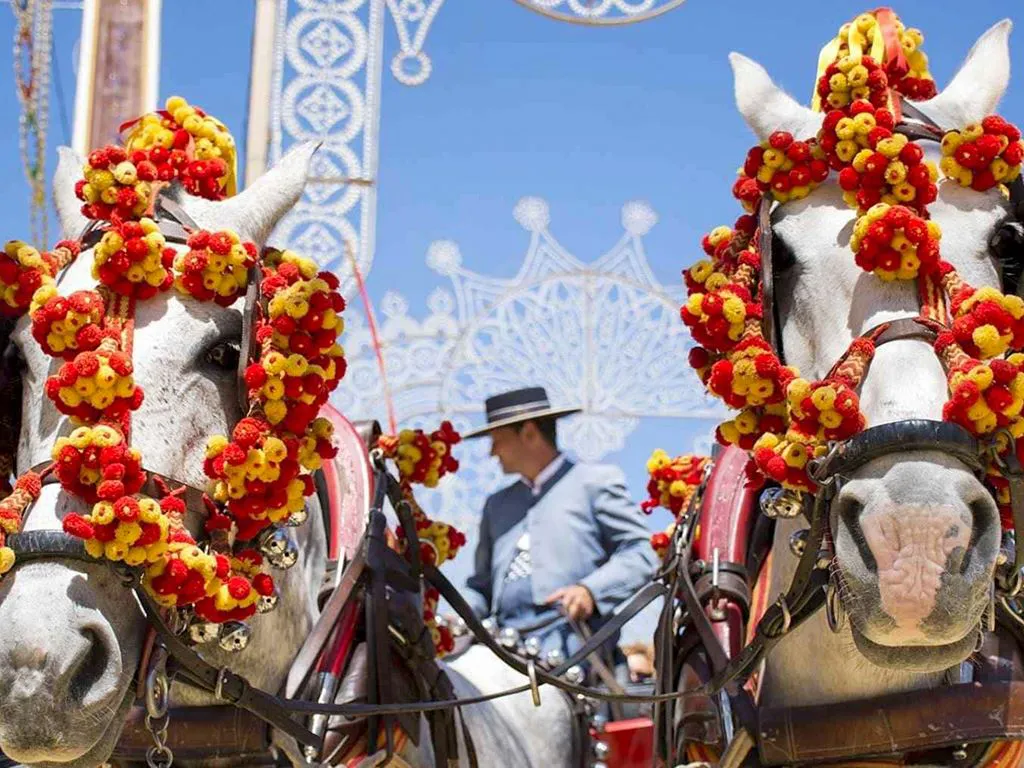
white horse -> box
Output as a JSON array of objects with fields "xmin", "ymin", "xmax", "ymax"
[
  {"xmin": 0, "ymin": 143, "xmax": 573, "ymax": 767},
  {"xmin": 728, "ymin": 19, "xmax": 1013, "ymax": 713}
]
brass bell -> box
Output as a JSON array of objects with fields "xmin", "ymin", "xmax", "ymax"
[
  {"xmin": 257, "ymin": 590, "xmax": 279, "ymax": 614},
  {"xmin": 218, "ymin": 621, "xmax": 252, "ymax": 652},
  {"xmin": 285, "ymin": 506, "xmax": 309, "ymax": 527},
  {"xmin": 188, "ymin": 621, "xmax": 221, "ymax": 645},
  {"xmin": 258, "ymin": 527, "xmax": 290, "ymax": 558},
  {"xmin": 265, "ymin": 532, "xmax": 300, "ymax": 570},
  {"xmin": 759, "ymin": 487, "xmax": 803, "ymax": 519},
  {"xmin": 789, "ymin": 529, "xmax": 809, "ymax": 557}
]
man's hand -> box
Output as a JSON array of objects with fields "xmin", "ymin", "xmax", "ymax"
[{"xmin": 545, "ymin": 584, "xmax": 595, "ymax": 621}]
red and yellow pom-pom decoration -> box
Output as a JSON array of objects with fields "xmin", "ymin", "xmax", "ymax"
[
  {"xmin": 0, "ymin": 239, "xmax": 76, "ymax": 317},
  {"xmin": 424, "ymin": 586, "xmax": 455, "ymax": 656},
  {"xmin": 30, "ymin": 290, "xmax": 108, "ymax": 359},
  {"xmin": 940, "ymin": 116, "xmax": 1024, "ymax": 192},
  {"xmin": 378, "ymin": 422, "xmax": 461, "ymax": 488},
  {"xmin": 838, "ymin": 117, "xmax": 938, "ymax": 215},
  {"xmin": 75, "ymin": 145, "xmax": 156, "ymax": 222},
  {"xmin": 174, "ymin": 229, "xmax": 257, "ymax": 305},
  {"xmin": 2, "ymin": 93, "xmax": 459, "ymax": 655},
  {"xmin": 44, "ymin": 344, "xmax": 143, "ymax": 425},
  {"xmin": 640, "ymin": 449, "xmax": 709, "ymax": 517},
  {"xmin": 814, "ymin": 11, "xmax": 936, "ymax": 113},
  {"xmin": 706, "ymin": 336, "xmax": 796, "ymax": 409},
  {"xmin": 51, "ymin": 425, "xmax": 144, "ymax": 503},
  {"xmin": 244, "ymin": 249, "xmax": 347, "ymax": 433},
  {"xmin": 650, "ymin": 525, "xmax": 674, "ymax": 561},
  {"xmin": 382, "ymin": 429, "xmax": 466, "ymax": 657},
  {"xmin": 394, "ymin": 491, "xmax": 467, "ymax": 569},
  {"xmin": 203, "ymin": 418, "xmax": 308, "ymax": 542},
  {"xmin": 123, "ymin": 95, "xmax": 237, "ymax": 201},
  {"xmin": 91, "ymin": 218, "xmax": 175, "ymax": 299},
  {"xmin": 850, "ymin": 203, "xmax": 941, "ymax": 280},
  {"xmin": 817, "ymin": 54, "xmax": 889, "ymax": 111},
  {"xmin": 681, "ymin": 280, "xmax": 756, "ymax": 354},
  {"xmin": 716, "ymin": 405, "xmax": 788, "ymax": 451},
  {"xmin": 62, "ymin": 494, "xmax": 173, "ymax": 567},
  {"xmin": 943, "ymin": 355, "xmax": 1024, "ymax": 440},
  {"xmin": 738, "ymin": 131, "xmax": 829, "ymax": 205},
  {"xmin": 193, "ymin": 549, "xmax": 274, "ymax": 624},
  {"xmin": 939, "ymin": 263, "xmax": 1024, "ymax": 360},
  {"xmin": 818, "ymin": 102, "xmax": 895, "ymax": 170}
]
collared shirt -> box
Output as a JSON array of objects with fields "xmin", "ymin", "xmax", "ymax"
[
  {"xmin": 498, "ymin": 454, "xmax": 567, "ymax": 606},
  {"xmin": 523, "ymin": 453, "xmax": 566, "ymax": 496}
]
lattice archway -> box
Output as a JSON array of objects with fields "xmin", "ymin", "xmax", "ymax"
[{"xmin": 332, "ymin": 196, "xmax": 723, "ymax": 532}]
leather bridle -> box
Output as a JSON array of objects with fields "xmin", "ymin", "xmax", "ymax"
[{"xmin": 650, "ymin": 100, "xmax": 1024, "ymax": 766}]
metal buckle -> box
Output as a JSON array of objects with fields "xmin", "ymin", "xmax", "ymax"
[
  {"xmin": 144, "ymin": 646, "xmax": 170, "ymax": 721},
  {"xmin": 825, "ymin": 577, "xmax": 846, "ymax": 634},
  {"xmin": 214, "ymin": 667, "xmax": 230, "ymax": 701},
  {"xmin": 526, "ymin": 659, "xmax": 541, "ymax": 707}
]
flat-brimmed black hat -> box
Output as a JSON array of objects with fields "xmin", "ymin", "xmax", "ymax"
[{"xmin": 462, "ymin": 386, "xmax": 582, "ymax": 439}]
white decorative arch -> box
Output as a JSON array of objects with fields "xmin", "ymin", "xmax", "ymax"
[
  {"xmin": 511, "ymin": 0, "xmax": 688, "ymax": 25},
  {"xmin": 332, "ymin": 196, "xmax": 723, "ymax": 531}
]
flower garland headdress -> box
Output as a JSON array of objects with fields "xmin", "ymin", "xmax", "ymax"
[
  {"xmin": 685, "ymin": 10, "xmax": 1024, "ymax": 529},
  {"xmin": 0, "ymin": 96, "xmax": 454, "ymax": 656}
]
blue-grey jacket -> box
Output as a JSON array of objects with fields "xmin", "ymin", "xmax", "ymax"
[{"xmin": 463, "ymin": 459, "xmax": 658, "ymax": 657}]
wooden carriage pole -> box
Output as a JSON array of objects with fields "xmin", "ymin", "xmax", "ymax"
[{"xmin": 72, "ymin": 0, "xmax": 161, "ymax": 156}]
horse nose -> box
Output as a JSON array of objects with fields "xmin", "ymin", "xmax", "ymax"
[
  {"xmin": 2, "ymin": 623, "xmax": 114, "ymax": 707},
  {"xmin": 833, "ymin": 460, "xmax": 1000, "ymax": 636}
]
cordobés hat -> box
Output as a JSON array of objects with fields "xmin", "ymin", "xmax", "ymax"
[{"xmin": 462, "ymin": 386, "xmax": 582, "ymax": 439}]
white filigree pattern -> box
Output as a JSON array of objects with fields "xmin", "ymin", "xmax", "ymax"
[
  {"xmin": 268, "ymin": 0, "xmax": 445, "ymax": 297},
  {"xmin": 385, "ymin": 0, "xmax": 445, "ymax": 86},
  {"xmin": 513, "ymin": 0, "xmax": 687, "ymax": 25},
  {"xmin": 331, "ymin": 197, "xmax": 724, "ymax": 530}
]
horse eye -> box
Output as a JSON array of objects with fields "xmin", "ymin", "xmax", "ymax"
[
  {"xmin": 990, "ymin": 220, "xmax": 1024, "ymax": 295},
  {"xmin": 2, "ymin": 341, "xmax": 24, "ymax": 374},
  {"xmin": 205, "ymin": 340, "xmax": 241, "ymax": 371},
  {"xmin": 990, "ymin": 219, "xmax": 1024, "ymax": 258}
]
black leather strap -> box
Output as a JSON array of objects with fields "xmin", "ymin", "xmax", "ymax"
[
  {"xmin": 133, "ymin": 582, "xmax": 324, "ymax": 750},
  {"xmin": 816, "ymin": 419, "xmax": 982, "ymax": 478}
]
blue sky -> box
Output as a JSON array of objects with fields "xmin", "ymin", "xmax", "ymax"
[{"xmin": 0, "ymin": 1, "xmax": 1020, "ymax": 639}]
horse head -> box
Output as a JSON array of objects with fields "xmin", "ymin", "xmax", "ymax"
[
  {"xmin": 0, "ymin": 141, "xmax": 327, "ymax": 767},
  {"xmin": 731, "ymin": 20, "xmax": 1013, "ymax": 681}
]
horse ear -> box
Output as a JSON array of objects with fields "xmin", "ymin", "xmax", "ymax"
[
  {"xmin": 920, "ymin": 20, "xmax": 1012, "ymax": 127},
  {"xmin": 729, "ymin": 52, "xmax": 822, "ymax": 142},
  {"xmin": 214, "ymin": 140, "xmax": 321, "ymax": 245},
  {"xmin": 53, "ymin": 146, "xmax": 90, "ymax": 240}
]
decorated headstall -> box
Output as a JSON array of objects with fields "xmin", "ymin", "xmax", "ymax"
[
  {"xmin": 641, "ymin": 449, "xmax": 710, "ymax": 559},
  {"xmin": 0, "ymin": 98, "xmax": 347, "ymax": 659},
  {"xmin": 681, "ymin": 9, "xmax": 1024, "ymax": 531},
  {"xmin": 0, "ymin": 96, "xmax": 469, "ymax": 659},
  {"xmin": 377, "ymin": 422, "xmax": 466, "ymax": 655}
]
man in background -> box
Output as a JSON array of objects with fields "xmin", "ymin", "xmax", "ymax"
[{"xmin": 461, "ymin": 386, "xmax": 658, "ymax": 681}]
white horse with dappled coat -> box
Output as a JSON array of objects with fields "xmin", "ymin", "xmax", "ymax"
[
  {"xmin": 0, "ymin": 142, "xmax": 574, "ymax": 767},
  {"xmin": 708, "ymin": 14, "xmax": 1020, "ymax": 752}
]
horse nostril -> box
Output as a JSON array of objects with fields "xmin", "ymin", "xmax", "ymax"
[
  {"xmin": 66, "ymin": 628, "xmax": 111, "ymax": 704},
  {"xmin": 836, "ymin": 496, "xmax": 877, "ymax": 574},
  {"xmin": 960, "ymin": 496, "xmax": 998, "ymax": 575}
]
